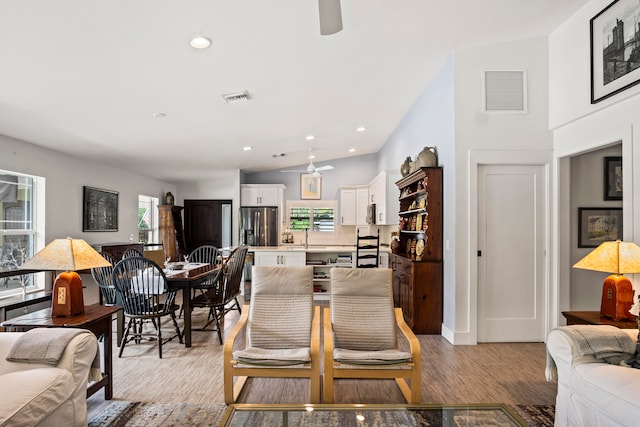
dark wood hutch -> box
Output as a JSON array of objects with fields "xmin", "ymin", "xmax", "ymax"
[{"xmin": 391, "ymin": 167, "xmax": 443, "ymax": 334}]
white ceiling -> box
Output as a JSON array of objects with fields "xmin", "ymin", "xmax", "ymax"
[{"xmin": 0, "ymin": 0, "xmax": 589, "ymax": 182}]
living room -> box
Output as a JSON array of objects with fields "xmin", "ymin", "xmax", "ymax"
[{"xmin": 1, "ymin": 0, "xmax": 640, "ymax": 424}]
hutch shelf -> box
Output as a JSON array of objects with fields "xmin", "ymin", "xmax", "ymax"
[{"xmin": 392, "ymin": 167, "xmax": 443, "ymax": 334}]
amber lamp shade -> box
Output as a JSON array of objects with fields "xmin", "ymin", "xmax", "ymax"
[
  {"xmin": 19, "ymin": 238, "xmax": 112, "ymax": 317},
  {"xmin": 573, "ymin": 240, "xmax": 640, "ymax": 321}
]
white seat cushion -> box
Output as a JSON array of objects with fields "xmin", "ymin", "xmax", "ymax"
[
  {"xmin": 334, "ymin": 348, "xmax": 412, "ymax": 365},
  {"xmin": 233, "ymin": 347, "xmax": 311, "ymax": 366},
  {"xmin": 0, "ymin": 368, "xmax": 74, "ymax": 427},
  {"xmin": 568, "ymin": 363, "xmax": 640, "ymax": 426}
]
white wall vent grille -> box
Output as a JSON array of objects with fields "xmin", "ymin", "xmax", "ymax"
[
  {"xmin": 222, "ymin": 91, "xmax": 250, "ymax": 104},
  {"xmin": 482, "ymin": 70, "xmax": 527, "ymax": 113}
]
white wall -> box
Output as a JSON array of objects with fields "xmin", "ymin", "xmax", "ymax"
[
  {"xmin": 378, "ymin": 53, "xmax": 456, "ymax": 334},
  {"xmin": 0, "ymin": 134, "xmax": 175, "ymax": 246},
  {"xmin": 570, "ymin": 145, "xmax": 622, "ymax": 309},
  {"xmin": 452, "ymin": 37, "xmax": 553, "ymax": 344},
  {"xmin": 549, "ymin": 0, "xmax": 640, "ymax": 129},
  {"xmin": 550, "ymin": 0, "xmax": 640, "ymax": 321}
]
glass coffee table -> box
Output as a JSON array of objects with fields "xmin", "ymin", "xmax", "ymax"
[{"xmin": 220, "ymin": 403, "xmax": 528, "ymax": 426}]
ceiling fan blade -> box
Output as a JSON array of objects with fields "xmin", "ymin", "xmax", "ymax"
[
  {"xmin": 315, "ymin": 165, "xmax": 334, "ymax": 172},
  {"xmin": 318, "ymin": 0, "xmax": 343, "ymax": 35},
  {"xmin": 280, "ymin": 169, "xmax": 307, "ymax": 173}
]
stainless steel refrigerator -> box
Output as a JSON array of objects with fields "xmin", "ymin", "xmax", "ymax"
[{"xmin": 239, "ymin": 207, "xmax": 279, "ymax": 247}]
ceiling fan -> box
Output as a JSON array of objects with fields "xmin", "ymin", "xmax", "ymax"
[
  {"xmin": 281, "ymin": 152, "xmax": 334, "ymax": 175},
  {"xmin": 318, "ymin": 0, "xmax": 343, "ymax": 35}
]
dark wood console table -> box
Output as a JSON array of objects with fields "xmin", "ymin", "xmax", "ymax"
[
  {"xmin": 1, "ymin": 304, "xmax": 121, "ymax": 399},
  {"xmin": 562, "ymin": 311, "xmax": 638, "ymax": 329}
]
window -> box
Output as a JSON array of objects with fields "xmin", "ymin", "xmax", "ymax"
[
  {"xmin": 0, "ymin": 171, "xmax": 44, "ymax": 296},
  {"xmin": 286, "ymin": 200, "xmax": 336, "ymax": 234},
  {"xmin": 138, "ymin": 195, "xmax": 159, "ymax": 244}
]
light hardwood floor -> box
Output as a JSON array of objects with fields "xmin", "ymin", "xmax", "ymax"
[{"xmin": 87, "ymin": 298, "xmax": 557, "ymax": 417}]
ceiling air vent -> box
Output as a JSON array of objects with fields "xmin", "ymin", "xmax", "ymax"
[{"xmin": 222, "ymin": 91, "xmax": 250, "ymax": 104}]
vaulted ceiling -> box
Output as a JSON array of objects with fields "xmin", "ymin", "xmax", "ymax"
[{"xmin": 0, "ymin": 0, "xmax": 589, "ymax": 182}]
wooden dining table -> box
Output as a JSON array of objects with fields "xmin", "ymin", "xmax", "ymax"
[
  {"xmin": 114, "ymin": 263, "xmax": 222, "ymax": 348},
  {"xmin": 165, "ymin": 263, "xmax": 222, "ymax": 348}
]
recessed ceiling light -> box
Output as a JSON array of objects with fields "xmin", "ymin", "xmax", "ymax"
[
  {"xmin": 356, "ymin": 126, "xmax": 366, "ymax": 132},
  {"xmin": 190, "ymin": 36, "xmax": 211, "ymax": 49},
  {"xmin": 349, "ymin": 148, "xmax": 356, "ymax": 152},
  {"xmin": 305, "ymin": 135, "xmax": 315, "ymax": 141},
  {"xmin": 153, "ymin": 112, "xmax": 166, "ymax": 119},
  {"xmin": 243, "ymin": 146, "xmax": 252, "ymax": 151}
]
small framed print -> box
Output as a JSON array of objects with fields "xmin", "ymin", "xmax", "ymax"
[
  {"xmin": 578, "ymin": 207, "xmax": 622, "ymax": 248},
  {"xmin": 604, "ymin": 156, "xmax": 622, "ymax": 200},
  {"xmin": 300, "ymin": 174, "xmax": 321, "ymax": 200}
]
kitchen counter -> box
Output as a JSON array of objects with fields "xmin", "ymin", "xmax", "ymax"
[{"xmin": 249, "ymin": 246, "xmax": 390, "ymax": 253}]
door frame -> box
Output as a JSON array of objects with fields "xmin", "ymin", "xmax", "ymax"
[{"xmin": 468, "ymin": 150, "xmax": 552, "ymax": 344}]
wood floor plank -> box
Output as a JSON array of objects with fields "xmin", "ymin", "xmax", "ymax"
[{"xmin": 87, "ymin": 298, "xmax": 557, "ymax": 418}]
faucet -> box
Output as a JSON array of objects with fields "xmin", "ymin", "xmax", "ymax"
[{"xmin": 304, "ymin": 228, "xmax": 309, "ymax": 249}]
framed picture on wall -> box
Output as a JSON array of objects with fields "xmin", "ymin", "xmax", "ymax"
[
  {"xmin": 578, "ymin": 207, "xmax": 622, "ymax": 248},
  {"xmin": 300, "ymin": 174, "xmax": 321, "ymax": 200},
  {"xmin": 604, "ymin": 156, "xmax": 622, "ymax": 200},
  {"xmin": 590, "ymin": 0, "xmax": 640, "ymax": 103},
  {"xmin": 83, "ymin": 186, "xmax": 119, "ymax": 231}
]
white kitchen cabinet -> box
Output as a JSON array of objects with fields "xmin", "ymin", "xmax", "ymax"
[
  {"xmin": 368, "ymin": 171, "xmax": 400, "ymax": 225},
  {"xmin": 253, "ymin": 251, "xmax": 305, "ymax": 266},
  {"xmin": 356, "ymin": 187, "xmax": 369, "ymax": 225},
  {"xmin": 240, "ymin": 184, "xmax": 285, "ymax": 207},
  {"xmin": 339, "ymin": 186, "xmax": 369, "ymax": 226},
  {"xmin": 339, "ymin": 188, "xmax": 356, "ymax": 225}
]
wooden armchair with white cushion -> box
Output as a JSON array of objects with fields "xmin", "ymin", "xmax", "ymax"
[
  {"xmin": 323, "ymin": 267, "xmax": 421, "ymax": 403},
  {"xmin": 223, "ymin": 265, "xmax": 320, "ymax": 404}
]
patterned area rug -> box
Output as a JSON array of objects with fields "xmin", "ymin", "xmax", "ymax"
[
  {"xmin": 514, "ymin": 405, "xmax": 555, "ymax": 427},
  {"xmin": 88, "ymin": 402, "xmax": 554, "ymax": 426},
  {"xmin": 88, "ymin": 401, "xmax": 227, "ymax": 427}
]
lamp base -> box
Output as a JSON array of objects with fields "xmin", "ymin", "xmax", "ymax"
[
  {"xmin": 51, "ymin": 271, "xmax": 85, "ymax": 317},
  {"xmin": 600, "ymin": 274, "xmax": 634, "ymax": 321}
]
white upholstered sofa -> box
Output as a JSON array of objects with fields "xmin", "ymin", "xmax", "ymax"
[
  {"xmin": 546, "ymin": 325, "xmax": 640, "ymax": 427},
  {"xmin": 0, "ymin": 328, "xmax": 99, "ymax": 427}
]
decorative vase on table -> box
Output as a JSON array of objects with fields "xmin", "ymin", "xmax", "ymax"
[{"xmin": 416, "ymin": 146, "xmax": 438, "ymax": 168}]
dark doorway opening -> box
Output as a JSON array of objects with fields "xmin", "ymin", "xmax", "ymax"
[{"xmin": 184, "ymin": 200, "xmax": 232, "ymax": 252}]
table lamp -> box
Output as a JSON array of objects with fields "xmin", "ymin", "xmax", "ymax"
[
  {"xmin": 573, "ymin": 240, "xmax": 640, "ymax": 321},
  {"xmin": 19, "ymin": 237, "xmax": 112, "ymax": 317}
]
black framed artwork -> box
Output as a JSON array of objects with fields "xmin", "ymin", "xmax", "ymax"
[
  {"xmin": 604, "ymin": 156, "xmax": 622, "ymax": 200},
  {"xmin": 590, "ymin": 0, "xmax": 640, "ymax": 103},
  {"xmin": 83, "ymin": 186, "xmax": 119, "ymax": 231},
  {"xmin": 578, "ymin": 207, "xmax": 622, "ymax": 248}
]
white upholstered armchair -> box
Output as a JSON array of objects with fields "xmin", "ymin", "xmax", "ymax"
[
  {"xmin": 323, "ymin": 267, "xmax": 421, "ymax": 403},
  {"xmin": 223, "ymin": 266, "xmax": 320, "ymax": 404}
]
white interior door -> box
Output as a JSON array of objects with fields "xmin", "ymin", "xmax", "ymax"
[{"xmin": 477, "ymin": 165, "xmax": 546, "ymax": 342}]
